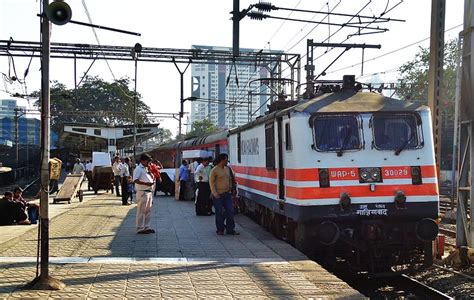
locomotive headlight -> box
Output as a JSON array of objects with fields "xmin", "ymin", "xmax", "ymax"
[
  {"xmin": 360, "ymin": 169, "xmax": 370, "ymax": 181},
  {"xmin": 371, "ymin": 168, "xmax": 381, "ymax": 180},
  {"xmin": 359, "ymin": 167, "xmax": 382, "ymax": 183},
  {"xmin": 318, "ymin": 168, "xmax": 330, "ymax": 188}
]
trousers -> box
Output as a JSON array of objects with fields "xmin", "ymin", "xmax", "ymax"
[
  {"xmin": 114, "ymin": 175, "xmax": 121, "ymax": 196},
  {"xmin": 212, "ymin": 192, "xmax": 235, "ymax": 233},
  {"xmin": 136, "ymin": 189, "xmax": 153, "ymax": 232},
  {"xmin": 121, "ymin": 177, "xmax": 129, "ymax": 205}
]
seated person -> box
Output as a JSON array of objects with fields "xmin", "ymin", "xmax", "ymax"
[
  {"xmin": 0, "ymin": 192, "xmax": 16, "ymax": 225},
  {"xmin": 13, "ymin": 186, "xmax": 39, "ymax": 224},
  {"xmin": 0, "ymin": 191, "xmax": 31, "ymax": 225}
]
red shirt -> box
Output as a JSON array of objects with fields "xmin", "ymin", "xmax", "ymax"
[{"xmin": 148, "ymin": 163, "xmax": 161, "ymax": 181}]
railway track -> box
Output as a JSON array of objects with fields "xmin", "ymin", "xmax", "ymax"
[{"xmin": 341, "ymin": 273, "xmax": 453, "ymax": 299}]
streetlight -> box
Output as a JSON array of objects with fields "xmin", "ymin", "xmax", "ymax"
[{"xmin": 131, "ymin": 43, "xmax": 142, "ymax": 157}]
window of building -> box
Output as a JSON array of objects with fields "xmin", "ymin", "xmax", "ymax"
[{"xmin": 94, "ymin": 129, "xmax": 101, "ymax": 136}]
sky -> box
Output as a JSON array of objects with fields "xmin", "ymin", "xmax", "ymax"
[{"xmin": 0, "ymin": 0, "xmax": 465, "ymax": 136}]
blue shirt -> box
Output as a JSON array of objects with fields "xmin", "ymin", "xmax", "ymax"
[{"xmin": 179, "ymin": 164, "xmax": 188, "ymax": 181}]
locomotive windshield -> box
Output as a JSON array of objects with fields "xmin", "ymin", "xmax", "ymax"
[
  {"xmin": 373, "ymin": 114, "xmax": 420, "ymax": 152},
  {"xmin": 314, "ymin": 115, "xmax": 361, "ymax": 153}
]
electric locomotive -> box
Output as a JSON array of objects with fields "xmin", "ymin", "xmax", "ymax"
[
  {"xmin": 228, "ymin": 76, "xmax": 439, "ymax": 274},
  {"xmin": 148, "ymin": 76, "xmax": 439, "ymax": 275}
]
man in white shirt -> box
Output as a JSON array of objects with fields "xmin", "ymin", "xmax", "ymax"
[
  {"xmin": 133, "ymin": 154, "xmax": 155, "ymax": 234},
  {"xmin": 194, "ymin": 157, "xmax": 212, "ymax": 216},
  {"xmin": 112, "ymin": 156, "xmax": 122, "ymax": 197}
]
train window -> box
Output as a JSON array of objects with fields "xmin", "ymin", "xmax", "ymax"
[
  {"xmin": 285, "ymin": 123, "xmax": 292, "ymax": 151},
  {"xmin": 313, "ymin": 115, "xmax": 361, "ymax": 153},
  {"xmin": 372, "ymin": 114, "xmax": 420, "ymax": 151},
  {"xmin": 265, "ymin": 123, "xmax": 275, "ymax": 169}
]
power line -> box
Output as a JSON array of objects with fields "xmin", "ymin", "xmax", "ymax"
[
  {"xmin": 284, "ymin": 0, "xmax": 343, "ymax": 52},
  {"xmin": 327, "ymin": 23, "xmax": 463, "ymax": 75},
  {"xmin": 265, "ymin": 0, "xmax": 303, "ymax": 47}
]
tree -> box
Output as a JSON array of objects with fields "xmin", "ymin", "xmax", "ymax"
[
  {"xmin": 397, "ymin": 39, "xmax": 458, "ymax": 116},
  {"xmin": 154, "ymin": 128, "xmax": 173, "ymax": 144},
  {"xmin": 185, "ymin": 119, "xmax": 218, "ymax": 138},
  {"xmin": 396, "ymin": 39, "xmax": 459, "ymax": 170},
  {"xmin": 33, "ymin": 76, "xmax": 152, "ymax": 134}
]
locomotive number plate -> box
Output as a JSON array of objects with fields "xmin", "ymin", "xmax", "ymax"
[{"xmin": 382, "ymin": 166, "xmax": 410, "ymax": 179}]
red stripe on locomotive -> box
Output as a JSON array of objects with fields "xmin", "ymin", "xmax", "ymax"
[{"xmin": 285, "ymin": 183, "xmax": 439, "ymax": 200}]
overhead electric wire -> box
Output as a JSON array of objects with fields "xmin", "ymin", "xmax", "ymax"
[
  {"xmin": 272, "ymin": 3, "xmax": 404, "ymax": 22},
  {"xmin": 265, "ymin": 0, "xmax": 302, "ymax": 46},
  {"xmin": 327, "ymin": 23, "xmax": 463, "ymax": 75},
  {"xmin": 313, "ymin": 0, "xmax": 401, "ymax": 62},
  {"xmin": 279, "ymin": 1, "xmax": 370, "ymax": 76},
  {"xmin": 80, "ymin": 0, "xmax": 136, "ymax": 102},
  {"xmin": 285, "ymin": 0, "xmax": 342, "ymax": 52}
]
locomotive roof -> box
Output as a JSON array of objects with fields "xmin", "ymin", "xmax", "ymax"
[
  {"xmin": 295, "ymin": 90, "xmax": 428, "ymax": 114},
  {"xmin": 230, "ymin": 90, "xmax": 428, "ymax": 134}
]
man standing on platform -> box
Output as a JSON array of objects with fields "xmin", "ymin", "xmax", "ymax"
[
  {"xmin": 120, "ymin": 157, "xmax": 131, "ymax": 206},
  {"xmin": 112, "ymin": 156, "xmax": 122, "ymax": 197},
  {"xmin": 178, "ymin": 160, "xmax": 188, "ymax": 201},
  {"xmin": 133, "ymin": 154, "xmax": 155, "ymax": 234},
  {"xmin": 194, "ymin": 157, "xmax": 212, "ymax": 215},
  {"xmin": 72, "ymin": 158, "xmax": 85, "ymax": 175},
  {"xmin": 209, "ymin": 153, "xmax": 239, "ymax": 235}
]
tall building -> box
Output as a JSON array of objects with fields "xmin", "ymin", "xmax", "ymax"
[
  {"xmin": 190, "ymin": 45, "xmax": 281, "ymax": 129},
  {"xmin": 0, "ymin": 98, "xmax": 40, "ymax": 147}
]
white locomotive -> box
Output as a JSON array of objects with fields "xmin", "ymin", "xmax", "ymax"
[{"xmin": 149, "ymin": 76, "xmax": 439, "ymax": 274}]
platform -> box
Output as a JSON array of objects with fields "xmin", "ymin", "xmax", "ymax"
[{"xmin": 0, "ymin": 190, "xmax": 364, "ymax": 299}]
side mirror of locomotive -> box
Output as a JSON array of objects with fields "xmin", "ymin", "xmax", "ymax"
[{"xmin": 46, "ymin": 0, "xmax": 72, "ymax": 25}]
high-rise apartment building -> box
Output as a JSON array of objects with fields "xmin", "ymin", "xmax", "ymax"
[{"xmin": 190, "ymin": 45, "xmax": 280, "ymax": 129}]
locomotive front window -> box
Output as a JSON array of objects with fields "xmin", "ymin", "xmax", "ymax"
[
  {"xmin": 314, "ymin": 115, "xmax": 361, "ymax": 152},
  {"xmin": 373, "ymin": 114, "xmax": 420, "ymax": 151}
]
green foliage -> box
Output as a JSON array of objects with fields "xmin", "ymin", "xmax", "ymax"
[
  {"xmin": 396, "ymin": 39, "xmax": 458, "ymax": 120},
  {"xmin": 155, "ymin": 128, "xmax": 173, "ymax": 144},
  {"xmin": 34, "ymin": 76, "xmax": 151, "ymax": 133},
  {"xmin": 185, "ymin": 119, "xmax": 217, "ymax": 139}
]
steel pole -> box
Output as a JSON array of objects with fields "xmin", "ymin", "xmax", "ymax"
[
  {"xmin": 14, "ymin": 108, "xmax": 19, "ymax": 167},
  {"xmin": 233, "ymin": 0, "xmax": 240, "ymax": 57},
  {"xmin": 133, "ymin": 58, "xmax": 137, "ymax": 157},
  {"xmin": 427, "ymin": 0, "xmax": 445, "ymax": 175},
  {"xmin": 25, "ymin": 0, "xmax": 65, "ymax": 290},
  {"xmin": 179, "ymin": 72, "xmax": 183, "ymax": 137}
]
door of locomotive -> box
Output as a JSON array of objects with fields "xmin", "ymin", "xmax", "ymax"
[{"xmin": 277, "ymin": 117, "xmax": 285, "ymax": 199}]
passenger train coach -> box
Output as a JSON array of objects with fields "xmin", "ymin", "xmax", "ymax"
[{"xmin": 149, "ymin": 78, "xmax": 439, "ymax": 275}]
